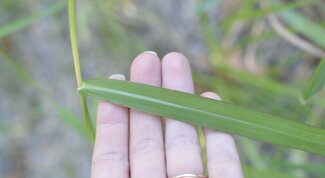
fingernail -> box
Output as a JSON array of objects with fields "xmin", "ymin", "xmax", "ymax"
[
  {"xmin": 201, "ymin": 91, "xmax": 222, "ymax": 101},
  {"xmin": 109, "ymin": 74, "xmax": 126, "ymax": 80},
  {"xmin": 143, "ymin": 51, "xmax": 157, "ymax": 56}
]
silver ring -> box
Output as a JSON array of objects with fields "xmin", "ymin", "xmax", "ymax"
[{"xmin": 173, "ymin": 174, "xmax": 207, "ymax": 178}]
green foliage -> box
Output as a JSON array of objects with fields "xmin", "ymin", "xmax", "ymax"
[
  {"xmin": 1, "ymin": 0, "xmax": 325, "ymax": 177},
  {"xmin": 303, "ymin": 58, "xmax": 325, "ymax": 103},
  {"xmin": 57, "ymin": 106, "xmax": 88, "ymax": 137},
  {"xmin": 218, "ymin": 0, "xmax": 314, "ymax": 35},
  {"xmin": 0, "ymin": 2, "xmax": 65, "ymax": 39},
  {"xmin": 243, "ymin": 166, "xmax": 297, "ymax": 178},
  {"xmin": 280, "ymin": 10, "xmax": 325, "ymax": 49},
  {"xmin": 273, "ymin": 160, "xmax": 325, "ymax": 176},
  {"xmin": 0, "ymin": 50, "xmax": 88, "ymax": 139},
  {"xmin": 79, "ymin": 79, "xmax": 325, "ymax": 156}
]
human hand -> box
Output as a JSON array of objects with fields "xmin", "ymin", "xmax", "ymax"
[{"xmin": 91, "ymin": 52, "xmax": 243, "ymax": 178}]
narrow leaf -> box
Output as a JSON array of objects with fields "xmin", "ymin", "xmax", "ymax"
[
  {"xmin": 280, "ymin": 10, "xmax": 325, "ymax": 49},
  {"xmin": 273, "ymin": 161, "xmax": 325, "ymax": 176},
  {"xmin": 0, "ymin": 2, "xmax": 65, "ymax": 39},
  {"xmin": 79, "ymin": 79, "xmax": 325, "ymax": 156},
  {"xmin": 243, "ymin": 166, "xmax": 297, "ymax": 178},
  {"xmin": 303, "ymin": 58, "xmax": 325, "ymax": 102},
  {"xmin": 0, "ymin": 50, "xmax": 88, "ymax": 140},
  {"xmin": 57, "ymin": 106, "xmax": 88, "ymax": 137}
]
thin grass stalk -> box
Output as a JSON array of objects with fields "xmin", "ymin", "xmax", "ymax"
[
  {"xmin": 0, "ymin": 49, "xmax": 88, "ymax": 138},
  {"xmin": 0, "ymin": 2, "xmax": 65, "ymax": 39},
  {"xmin": 68, "ymin": 0, "xmax": 95, "ymax": 143}
]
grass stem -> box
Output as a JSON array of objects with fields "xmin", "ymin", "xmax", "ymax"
[{"xmin": 68, "ymin": 0, "xmax": 95, "ymax": 143}]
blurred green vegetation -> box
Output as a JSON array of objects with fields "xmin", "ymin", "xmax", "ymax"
[{"xmin": 0, "ymin": 0, "xmax": 324, "ymax": 177}]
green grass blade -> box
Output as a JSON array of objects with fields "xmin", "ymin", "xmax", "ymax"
[
  {"xmin": 0, "ymin": 49, "xmax": 88, "ymax": 139},
  {"xmin": 219, "ymin": 0, "xmax": 314, "ymax": 32},
  {"xmin": 243, "ymin": 166, "xmax": 297, "ymax": 178},
  {"xmin": 237, "ymin": 137, "xmax": 267, "ymax": 169},
  {"xmin": 79, "ymin": 79, "xmax": 325, "ymax": 156},
  {"xmin": 302, "ymin": 58, "xmax": 325, "ymax": 103},
  {"xmin": 0, "ymin": 2, "xmax": 65, "ymax": 39},
  {"xmin": 280, "ymin": 10, "xmax": 325, "ymax": 49},
  {"xmin": 272, "ymin": 160, "xmax": 325, "ymax": 176},
  {"xmin": 57, "ymin": 106, "xmax": 88, "ymax": 137},
  {"xmin": 0, "ymin": 123, "xmax": 10, "ymax": 134}
]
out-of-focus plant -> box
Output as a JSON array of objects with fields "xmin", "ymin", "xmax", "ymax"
[
  {"xmin": 1, "ymin": 0, "xmax": 324, "ymax": 177},
  {"xmin": 68, "ymin": 0, "xmax": 325, "ymax": 177}
]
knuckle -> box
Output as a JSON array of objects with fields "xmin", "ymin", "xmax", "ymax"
[
  {"xmin": 131, "ymin": 137, "xmax": 163, "ymax": 155},
  {"xmin": 97, "ymin": 110, "xmax": 128, "ymax": 126},
  {"xmin": 92, "ymin": 151, "xmax": 128, "ymax": 166},
  {"xmin": 208, "ymin": 151, "xmax": 240, "ymax": 168},
  {"xmin": 166, "ymin": 135, "xmax": 200, "ymax": 149}
]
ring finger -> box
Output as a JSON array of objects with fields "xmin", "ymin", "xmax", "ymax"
[{"xmin": 201, "ymin": 92, "xmax": 243, "ymax": 178}]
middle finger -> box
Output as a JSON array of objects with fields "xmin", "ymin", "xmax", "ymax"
[
  {"xmin": 162, "ymin": 52, "xmax": 204, "ymax": 177},
  {"xmin": 129, "ymin": 51, "xmax": 166, "ymax": 178}
]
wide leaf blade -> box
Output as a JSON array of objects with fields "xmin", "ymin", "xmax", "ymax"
[{"xmin": 79, "ymin": 79, "xmax": 325, "ymax": 156}]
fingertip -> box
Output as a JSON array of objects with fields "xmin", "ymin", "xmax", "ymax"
[
  {"xmin": 162, "ymin": 52, "xmax": 193, "ymax": 93},
  {"xmin": 163, "ymin": 52, "xmax": 186, "ymax": 59},
  {"xmin": 132, "ymin": 51, "xmax": 160, "ymax": 69},
  {"xmin": 130, "ymin": 51, "xmax": 161, "ymax": 85},
  {"xmin": 162, "ymin": 52, "xmax": 190, "ymax": 72}
]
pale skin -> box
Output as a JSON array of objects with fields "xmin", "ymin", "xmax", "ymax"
[{"xmin": 91, "ymin": 52, "xmax": 244, "ymax": 178}]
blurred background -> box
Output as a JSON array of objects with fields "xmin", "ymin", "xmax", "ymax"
[{"xmin": 0, "ymin": 0, "xmax": 325, "ymax": 177}]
